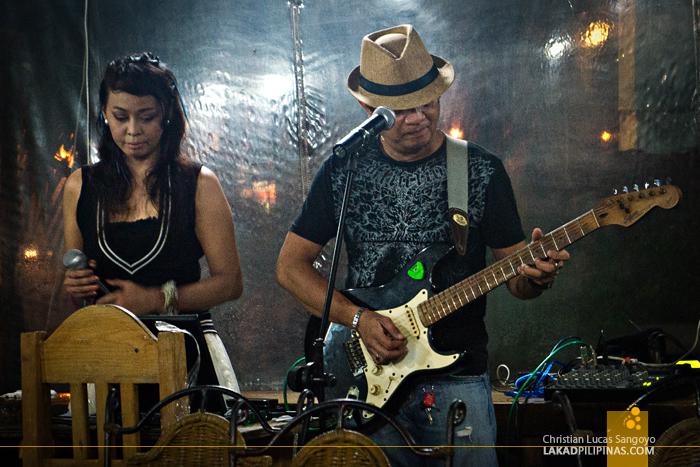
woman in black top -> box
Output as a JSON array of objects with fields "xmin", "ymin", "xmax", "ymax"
[
  {"xmin": 63, "ymin": 52, "xmax": 242, "ymax": 315},
  {"xmin": 62, "ymin": 53, "xmax": 243, "ymax": 396}
]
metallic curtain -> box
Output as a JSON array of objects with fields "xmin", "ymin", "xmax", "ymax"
[{"xmin": 0, "ymin": 0, "xmax": 698, "ymax": 394}]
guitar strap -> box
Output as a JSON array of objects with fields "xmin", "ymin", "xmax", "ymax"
[{"xmin": 445, "ymin": 134, "xmax": 470, "ymax": 255}]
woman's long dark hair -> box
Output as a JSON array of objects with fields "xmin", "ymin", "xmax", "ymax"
[{"xmin": 91, "ymin": 52, "xmax": 191, "ymax": 218}]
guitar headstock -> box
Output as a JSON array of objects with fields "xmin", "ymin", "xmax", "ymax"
[{"xmin": 595, "ymin": 183, "xmax": 682, "ymax": 227}]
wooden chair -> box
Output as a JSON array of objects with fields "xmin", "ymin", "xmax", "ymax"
[
  {"xmin": 289, "ymin": 429, "xmax": 390, "ymax": 467},
  {"xmin": 21, "ymin": 304, "xmax": 188, "ymax": 467},
  {"xmin": 646, "ymin": 374, "xmax": 700, "ymax": 467},
  {"xmin": 649, "ymin": 417, "xmax": 700, "ymax": 467},
  {"xmin": 233, "ymin": 390, "xmax": 466, "ymax": 467},
  {"xmin": 104, "ymin": 385, "xmax": 276, "ymax": 467}
]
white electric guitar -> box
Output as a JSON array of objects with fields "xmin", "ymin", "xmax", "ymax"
[{"xmin": 309, "ymin": 183, "xmax": 681, "ymax": 420}]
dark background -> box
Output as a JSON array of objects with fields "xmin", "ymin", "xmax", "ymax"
[{"xmin": 0, "ymin": 0, "xmax": 698, "ymax": 394}]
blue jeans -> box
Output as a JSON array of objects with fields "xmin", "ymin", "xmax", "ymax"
[{"xmin": 369, "ymin": 372, "xmax": 498, "ymax": 467}]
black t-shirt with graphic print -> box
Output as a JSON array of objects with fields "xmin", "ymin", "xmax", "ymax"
[{"xmin": 291, "ymin": 137, "xmax": 525, "ymax": 374}]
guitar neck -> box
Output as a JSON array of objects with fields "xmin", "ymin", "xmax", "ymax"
[{"xmin": 417, "ymin": 209, "xmax": 603, "ymax": 327}]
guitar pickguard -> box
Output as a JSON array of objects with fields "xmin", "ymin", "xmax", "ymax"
[
  {"xmin": 320, "ymin": 243, "xmax": 467, "ymax": 416},
  {"xmin": 354, "ymin": 290, "xmax": 461, "ymax": 416}
]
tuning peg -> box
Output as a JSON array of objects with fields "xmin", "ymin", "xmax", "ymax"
[
  {"xmin": 654, "ymin": 179, "xmax": 660, "ymax": 187},
  {"xmin": 644, "ymin": 182, "xmax": 649, "ymax": 189},
  {"xmin": 622, "ymin": 186, "xmax": 629, "ymax": 193},
  {"xmin": 633, "ymin": 184, "xmax": 639, "ymax": 191},
  {"xmin": 665, "ymin": 177, "xmax": 672, "ymax": 185}
]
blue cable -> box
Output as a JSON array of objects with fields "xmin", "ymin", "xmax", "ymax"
[{"xmin": 504, "ymin": 360, "xmax": 569, "ymax": 398}]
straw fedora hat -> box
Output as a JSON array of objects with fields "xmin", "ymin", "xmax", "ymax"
[{"xmin": 348, "ymin": 25, "xmax": 454, "ymax": 110}]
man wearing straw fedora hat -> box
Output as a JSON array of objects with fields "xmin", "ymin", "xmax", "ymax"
[{"xmin": 278, "ymin": 24, "xmax": 569, "ymax": 466}]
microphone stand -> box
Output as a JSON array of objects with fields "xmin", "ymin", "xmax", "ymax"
[
  {"xmin": 312, "ymin": 148, "xmax": 360, "ymax": 402},
  {"xmin": 312, "ymin": 147, "xmax": 361, "ymax": 437},
  {"xmin": 291, "ymin": 135, "xmax": 370, "ymax": 439}
]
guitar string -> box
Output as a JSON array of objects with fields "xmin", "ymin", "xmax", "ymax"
[
  {"xmin": 422, "ymin": 209, "xmax": 608, "ymax": 326},
  {"xmin": 376, "ymin": 194, "xmax": 657, "ymax": 343},
  {"xmin": 361, "ymin": 191, "xmax": 667, "ymax": 400}
]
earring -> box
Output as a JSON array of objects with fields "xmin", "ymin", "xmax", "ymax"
[
  {"xmin": 104, "ymin": 118, "xmax": 109, "ymax": 125},
  {"xmin": 166, "ymin": 119, "xmax": 170, "ymax": 125}
]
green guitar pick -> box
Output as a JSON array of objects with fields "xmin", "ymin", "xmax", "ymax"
[{"xmin": 407, "ymin": 261, "xmax": 425, "ymax": 280}]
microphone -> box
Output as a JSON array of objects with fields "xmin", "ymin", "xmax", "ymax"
[
  {"xmin": 333, "ymin": 106, "xmax": 396, "ymax": 158},
  {"xmin": 63, "ymin": 249, "xmax": 110, "ymax": 295}
]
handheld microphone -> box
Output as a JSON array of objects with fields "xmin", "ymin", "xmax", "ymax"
[
  {"xmin": 63, "ymin": 249, "xmax": 110, "ymax": 295},
  {"xmin": 333, "ymin": 106, "xmax": 396, "ymax": 158}
]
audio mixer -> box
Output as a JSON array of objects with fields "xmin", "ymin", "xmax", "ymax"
[{"xmin": 542, "ymin": 364, "xmax": 696, "ymax": 403}]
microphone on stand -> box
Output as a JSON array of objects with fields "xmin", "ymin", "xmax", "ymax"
[
  {"xmin": 63, "ymin": 249, "xmax": 110, "ymax": 308},
  {"xmin": 333, "ymin": 106, "xmax": 396, "ymax": 158}
]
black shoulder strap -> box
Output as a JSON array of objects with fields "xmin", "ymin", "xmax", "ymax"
[{"xmin": 446, "ymin": 135, "xmax": 470, "ymax": 256}]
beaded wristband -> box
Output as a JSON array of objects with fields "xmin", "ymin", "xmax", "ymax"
[{"xmin": 162, "ymin": 280, "xmax": 178, "ymax": 315}]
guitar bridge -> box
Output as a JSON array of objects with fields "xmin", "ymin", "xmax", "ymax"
[{"xmin": 343, "ymin": 337, "xmax": 367, "ymax": 377}]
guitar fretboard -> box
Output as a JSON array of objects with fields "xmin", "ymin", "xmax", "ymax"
[{"xmin": 417, "ymin": 209, "xmax": 602, "ymax": 327}]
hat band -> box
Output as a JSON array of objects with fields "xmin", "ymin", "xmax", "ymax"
[{"xmin": 359, "ymin": 63, "xmax": 439, "ymax": 97}]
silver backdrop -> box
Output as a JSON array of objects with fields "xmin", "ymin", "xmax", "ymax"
[{"xmin": 0, "ymin": 0, "xmax": 698, "ymax": 393}]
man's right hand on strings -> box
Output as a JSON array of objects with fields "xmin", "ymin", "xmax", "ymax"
[{"xmin": 356, "ymin": 309, "xmax": 408, "ymax": 365}]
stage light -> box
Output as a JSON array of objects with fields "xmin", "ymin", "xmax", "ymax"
[
  {"xmin": 54, "ymin": 144, "xmax": 74, "ymax": 168},
  {"xmin": 449, "ymin": 127, "xmax": 463, "ymax": 139},
  {"xmin": 582, "ymin": 21, "xmax": 611, "ymax": 48},
  {"xmin": 241, "ymin": 181, "xmax": 277, "ymax": 213},
  {"xmin": 260, "ymin": 74, "xmax": 293, "ymax": 100},
  {"xmin": 545, "ymin": 33, "xmax": 572, "ymax": 61},
  {"xmin": 601, "ymin": 131, "xmax": 612, "ymax": 142},
  {"xmin": 24, "ymin": 248, "xmax": 38, "ymax": 259}
]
